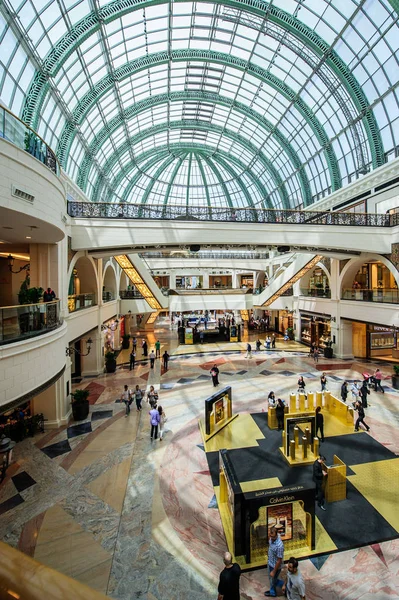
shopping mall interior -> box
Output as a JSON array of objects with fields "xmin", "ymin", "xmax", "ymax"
[{"xmin": 0, "ymin": 1, "xmax": 399, "ymax": 598}]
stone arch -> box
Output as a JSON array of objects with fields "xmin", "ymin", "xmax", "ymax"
[
  {"xmin": 68, "ymin": 253, "xmax": 98, "ymax": 300},
  {"xmin": 103, "ymin": 261, "xmax": 118, "ymax": 301},
  {"xmin": 339, "ymin": 254, "xmax": 399, "ymax": 294}
]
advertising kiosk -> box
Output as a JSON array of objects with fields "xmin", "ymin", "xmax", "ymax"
[{"xmin": 199, "ymin": 386, "xmax": 238, "ymax": 442}]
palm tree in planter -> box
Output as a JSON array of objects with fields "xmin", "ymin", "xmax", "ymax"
[
  {"xmin": 105, "ymin": 350, "xmax": 117, "ymax": 373},
  {"xmin": 71, "ymin": 389, "xmax": 90, "ymax": 421}
]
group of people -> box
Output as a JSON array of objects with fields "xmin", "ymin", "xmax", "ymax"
[
  {"xmin": 218, "ymin": 532, "xmax": 306, "ymax": 599},
  {"xmin": 120, "ymin": 383, "xmax": 167, "ymax": 441},
  {"xmin": 129, "ymin": 337, "xmax": 170, "ymax": 371}
]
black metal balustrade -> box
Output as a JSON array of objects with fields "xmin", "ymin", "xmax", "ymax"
[
  {"xmin": 0, "ymin": 106, "xmax": 59, "ymax": 176},
  {"xmin": 67, "ymin": 201, "xmax": 393, "ymax": 226},
  {"xmin": 68, "ymin": 293, "xmax": 96, "ymax": 312},
  {"xmin": 0, "ymin": 300, "xmax": 62, "ymax": 345}
]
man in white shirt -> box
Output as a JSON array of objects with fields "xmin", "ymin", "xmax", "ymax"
[
  {"xmin": 350, "ymin": 381, "xmax": 360, "ymax": 402},
  {"xmin": 121, "ymin": 384, "xmax": 132, "ymax": 417},
  {"xmin": 282, "ymin": 557, "xmax": 306, "ymax": 600}
]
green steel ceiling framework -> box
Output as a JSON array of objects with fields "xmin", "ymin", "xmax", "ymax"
[{"xmin": 0, "ymin": 0, "xmax": 398, "ymax": 209}]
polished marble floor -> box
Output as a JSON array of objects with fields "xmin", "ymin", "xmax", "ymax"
[{"xmin": 1, "ymin": 320, "xmax": 399, "ymax": 599}]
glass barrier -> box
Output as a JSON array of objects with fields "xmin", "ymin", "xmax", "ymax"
[
  {"xmin": 0, "ymin": 300, "xmax": 62, "ymax": 345},
  {"xmin": 300, "ymin": 289, "xmax": 332, "ymax": 298},
  {"xmin": 68, "ymin": 293, "xmax": 96, "ymax": 312},
  {"xmin": 342, "ymin": 288, "xmax": 399, "ymax": 304},
  {"xmin": 120, "ymin": 290, "xmax": 144, "ymax": 299},
  {"xmin": 102, "ymin": 291, "xmax": 115, "ymax": 302},
  {"xmin": 0, "ymin": 105, "xmax": 59, "ymax": 175}
]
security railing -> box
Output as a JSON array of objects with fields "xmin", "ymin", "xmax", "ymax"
[
  {"xmin": 68, "ymin": 293, "xmax": 96, "ymax": 313},
  {"xmin": 67, "ymin": 201, "xmax": 393, "ymax": 226},
  {"xmin": 0, "ymin": 105, "xmax": 59, "ymax": 175},
  {"xmin": 300, "ymin": 289, "xmax": 332, "ymax": 298},
  {"xmin": 0, "ymin": 300, "xmax": 62, "ymax": 345},
  {"xmin": 169, "ymin": 288, "xmax": 252, "ymax": 295},
  {"xmin": 120, "ymin": 289, "xmax": 144, "ymax": 299},
  {"xmin": 102, "ymin": 291, "xmax": 115, "ymax": 302},
  {"xmin": 142, "ymin": 250, "xmax": 271, "ymax": 259},
  {"xmin": 342, "ymin": 288, "xmax": 399, "ymax": 304}
]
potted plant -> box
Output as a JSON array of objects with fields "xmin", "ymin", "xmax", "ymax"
[
  {"xmin": 18, "ymin": 277, "xmax": 44, "ymax": 305},
  {"xmin": 71, "ymin": 389, "xmax": 90, "ymax": 421},
  {"xmin": 121, "ymin": 333, "xmax": 130, "ymax": 349},
  {"xmin": 105, "ymin": 350, "xmax": 117, "ymax": 373},
  {"xmin": 287, "ymin": 327, "xmax": 295, "ymax": 340},
  {"xmin": 392, "ymin": 365, "xmax": 399, "ymax": 390}
]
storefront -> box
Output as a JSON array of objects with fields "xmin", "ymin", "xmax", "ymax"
[
  {"xmin": 300, "ymin": 312, "xmax": 332, "ymax": 349},
  {"xmin": 369, "ymin": 325, "xmax": 398, "ymax": 359}
]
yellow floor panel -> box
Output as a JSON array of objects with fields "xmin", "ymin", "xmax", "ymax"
[
  {"xmin": 240, "ymin": 478, "xmax": 282, "ymax": 493},
  {"xmin": 324, "ymin": 413, "xmax": 355, "ymax": 437},
  {"xmin": 203, "ymin": 413, "xmax": 264, "ymax": 452},
  {"xmin": 347, "ymin": 458, "xmax": 399, "ymax": 533}
]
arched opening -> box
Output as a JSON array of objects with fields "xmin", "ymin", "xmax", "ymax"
[
  {"xmin": 68, "ymin": 256, "xmax": 98, "ymax": 312},
  {"xmin": 341, "ymin": 258, "xmax": 398, "ymax": 303},
  {"xmin": 103, "ymin": 264, "xmax": 117, "ymax": 302}
]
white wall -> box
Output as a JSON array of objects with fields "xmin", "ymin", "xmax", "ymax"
[{"xmin": 0, "ymin": 322, "xmax": 67, "ymax": 408}]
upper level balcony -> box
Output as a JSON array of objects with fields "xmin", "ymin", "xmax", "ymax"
[
  {"xmin": 67, "ymin": 293, "xmax": 97, "ymax": 313},
  {"xmin": 0, "ymin": 300, "xmax": 62, "ymax": 345},
  {"xmin": 0, "ymin": 105, "xmax": 59, "ymax": 176}
]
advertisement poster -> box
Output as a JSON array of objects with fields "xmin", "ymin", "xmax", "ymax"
[
  {"xmin": 185, "ymin": 327, "xmax": 193, "ymax": 344},
  {"xmin": 215, "ymin": 398, "xmax": 225, "ymax": 424},
  {"xmin": 230, "ymin": 325, "xmax": 238, "ymax": 342},
  {"xmin": 267, "ymin": 503, "xmax": 293, "ymax": 541}
]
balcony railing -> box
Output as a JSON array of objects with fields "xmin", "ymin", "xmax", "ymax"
[
  {"xmin": 169, "ymin": 288, "xmax": 252, "ymax": 295},
  {"xmin": 342, "ymin": 288, "xmax": 399, "ymax": 304},
  {"xmin": 67, "ymin": 201, "xmax": 393, "ymax": 227},
  {"xmin": 102, "ymin": 291, "xmax": 115, "ymax": 302},
  {"xmin": 120, "ymin": 290, "xmax": 145, "ymax": 299},
  {"xmin": 300, "ymin": 289, "xmax": 331, "ymax": 298},
  {"xmin": 0, "ymin": 105, "xmax": 59, "ymax": 175},
  {"xmin": 68, "ymin": 293, "xmax": 96, "ymax": 313},
  {"xmin": 0, "ymin": 300, "xmax": 62, "ymax": 345}
]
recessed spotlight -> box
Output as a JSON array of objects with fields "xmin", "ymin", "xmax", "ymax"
[
  {"xmin": 26, "ymin": 236, "xmax": 31, "ymax": 239},
  {"xmin": 29, "ymin": 225, "xmax": 39, "ymax": 229},
  {"xmin": 2, "ymin": 226, "xmax": 13, "ymax": 230}
]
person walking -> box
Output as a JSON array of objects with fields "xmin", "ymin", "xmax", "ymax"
[
  {"xmin": 162, "ymin": 350, "xmax": 169, "ymax": 371},
  {"xmin": 149, "ymin": 405, "xmax": 160, "ymax": 441},
  {"xmin": 313, "ymin": 454, "xmax": 327, "ymax": 511},
  {"xmin": 264, "ymin": 526, "xmax": 284, "ymax": 597},
  {"xmin": 200, "ymin": 330, "xmax": 205, "ymax": 344},
  {"xmin": 359, "ymin": 380, "xmax": 370, "ymax": 408},
  {"xmin": 217, "ymin": 551, "xmax": 241, "ymax": 600},
  {"xmin": 282, "ymin": 557, "xmax": 306, "ymax": 600},
  {"xmin": 265, "ymin": 336, "xmax": 271, "ymax": 350},
  {"xmin": 149, "ymin": 349, "xmax": 155, "ymax": 368},
  {"xmin": 341, "ymin": 381, "xmax": 348, "ymax": 402},
  {"xmin": 210, "ymin": 364, "xmax": 220, "ymax": 387},
  {"xmin": 256, "ymin": 339, "xmax": 262, "ymax": 353},
  {"xmin": 354, "ymin": 400, "xmax": 370, "ymax": 432},
  {"xmin": 155, "ymin": 339, "xmax": 161, "ymax": 358},
  {"xmin": 271, "ymin": 334, "xmax": 276, "ymax": 349},
  {"xmin": 158, "ymin": 405, "xmax": 166, "ymax": 441},
  {"xmin": 297, "ymin": 376, "xmax": 306, "ymax": 396},
  {"xmin": 142, "ymin": 339, "xmax": 148, "ymax": 357},
  {"xmin": 132, "ymin": 336, "xmax": 137, "ymax": 352},
  {"xmin": 129, "ymin": 349, "xmax": 136, "ymax": 371},
  {"xmin": 147, "ymin": 385, "xmax": 158, "ymax": 408},
  {"xmin": 315, "ymin": 406, "xmax": 325, "ymax": 442},
  {"xmin": 245, "ymin": 343, "xmax": 252, "ymax": 359},
  {"xmin": 275, "ymin": 399, "xmax": 285, "ymax": 430},
  {"xmin": 373, "ymin": 368, "xmax": 385, "ymax": 393},
  {"xmin": 121, "ymin": 384, "xmax": 132, "ymax": 417},
  {"xmin": 313, "ymin": 346, "xmax": 320, "ymax": 363},
  {"xmin": 320, "ymin": 372, "xmax": 327, "ymax": 392},
  {"xmin": 134, "ymin": 384, "xmax": 143, "ymax": 412}
]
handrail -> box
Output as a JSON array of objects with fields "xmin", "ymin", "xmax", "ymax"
[
  {"xmin": 0, "ymin": 540, "xmax": 109, "ymax": 600},
  {"xmin": 0, "ymin": 105, "xmax": 60, "ymax": 175},
  {"xmin": 0, "ymin": 300, "xmax": 62, "ymax": 345},
  {"xmin": 67, "ymin": 201, "xmax": 392, "ymax": 226}
]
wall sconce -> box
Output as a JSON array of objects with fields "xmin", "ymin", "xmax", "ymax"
[
  {"xmin": 331, "ymin": 317, "xmax": 336, "ymax": 322},
  {"xmin": 66, "ymin": 337, "xmax": 93, "ymax": 356},
  {"xmin": 7, "ymin": 254, "xmax": 30, "ymax": 274},
  {"xmin": 101, "ymin": 319, "xmax": 119, "ymax": 332}
]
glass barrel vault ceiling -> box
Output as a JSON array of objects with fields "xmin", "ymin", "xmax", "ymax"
[{"xmin": 0, "ymin": 0, "xmax": 398, "ymax": 209}]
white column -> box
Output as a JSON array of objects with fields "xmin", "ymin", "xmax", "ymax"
[
  {"xmin": 169, "ymin": 272, "xmax": 176, "ymax": 289},
  {"xmin": 81, "ymin": 330, "xmax": 103, "ymax": 376},
  {"xmin": 202, "ymin": 272, "xmax": 209, "ymax": 288},
  {"xmin": 335, "ymin": 319, "xmax": 353, "ymax": 359}
]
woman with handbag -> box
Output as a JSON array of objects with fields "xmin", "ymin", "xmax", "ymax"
[
  {"xmin": 210, "ymin": 365, "xmax": 219, "ymax": 387},
  {"xmin": 158, "ymin": 405, "xmax": 167, "ymax": 441}
]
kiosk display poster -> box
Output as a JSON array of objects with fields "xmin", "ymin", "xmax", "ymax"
[
  {"xmin": 230, "ymin": 325, "xmax": 238, "ymax": 342},
  {"xmin": 215, "ymin": 399, "xmax": 225, "ymax": 424},
  {"xmin": 267, "ymin": 503, "xmax": 293, "ymax": 541},
  {"xmin": 185, "ymin": 327, "xmax": 193, "ymax": 344}
]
